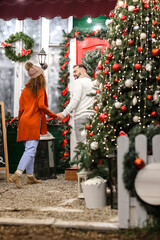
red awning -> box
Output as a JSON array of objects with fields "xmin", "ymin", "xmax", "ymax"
[{"xmin": 0, "ymin": 0, "xmax": 117, "ymax": 20}]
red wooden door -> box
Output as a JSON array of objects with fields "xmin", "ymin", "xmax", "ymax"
[{"xmin": 76, "ymin": 37, "xmax": 110, "ymax": 64}]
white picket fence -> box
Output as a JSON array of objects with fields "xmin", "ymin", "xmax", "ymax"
[{"xmin": 117, "ymin": 134, "xmax": 160, "ymax": 229}]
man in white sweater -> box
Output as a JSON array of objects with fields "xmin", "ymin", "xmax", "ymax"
[{"xmin": 57, "ymin": 64, "xmax": 96, "ymax": 142}]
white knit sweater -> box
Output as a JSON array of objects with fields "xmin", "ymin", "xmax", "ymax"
[{"xmin": 62, "ymin": 77, "xmax": 96, "ymax": 120}]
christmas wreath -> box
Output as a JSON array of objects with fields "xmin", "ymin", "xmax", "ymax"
[
  {"xmin": 2, "ymin": 32, "xmax": 34, "ymax": 62},
  {"xmin": 123, "ymin": 125, "xmax": 160, "ymax": 220}
]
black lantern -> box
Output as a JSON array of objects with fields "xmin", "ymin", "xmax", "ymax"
[{"xmin": 38, "ymin": 48, "xmax": 48, "ymax": 70}]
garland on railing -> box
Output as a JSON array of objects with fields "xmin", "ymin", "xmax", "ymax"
[
  {"xmin": 123, "ymin": 124, "xmax": 160, "ymax": 221},
  {"xmin": 58, "ymin": 28, "xmax": 108, "ymax": 170},
  {"xmin": 1, "ymin": 32, "xmax": 34, "ymax": 62}
]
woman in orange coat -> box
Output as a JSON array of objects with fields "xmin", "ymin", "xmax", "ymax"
[{"xmin": 10, "ymin": 62, "xmax": 57, "ymax": 189}]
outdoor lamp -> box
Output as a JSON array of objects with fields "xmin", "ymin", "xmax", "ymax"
[{"xmin": 38, "ymin": 48, "xmax": 48, "ymax": 70}]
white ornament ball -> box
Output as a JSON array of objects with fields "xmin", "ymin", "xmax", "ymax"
[
  {"xmin": 81, "ymin": 130, "xmax": 87, "ymax": 138},
  {"xmin": 133, "ymin": 0, "xmax": 139, "ymax": 2},
  {"xmin": 146, "ymin": 63, "xmax": 152, "ymax": 71},
  {"xmin": 134, "ymin": 25, "xmax": 139, "ymax": 30},
  {"xmin": 153, "ymin": 91, "xmax": 159, "ymax": 104},
  {"xmin": 125, "ymin": 79, "xmax": 133, "ymax": 88},
  {"xmin": 105, "ymin": 19, "xmax": 113, "ymax": 26},
  {"xmin": 140, "ymin": 33, "xmax": 147, "ymax": 39},
  {"xmin": 115, "ymin": 102, "xmax": 122, "ymax": 109},
  {"xmin": 133, "ymin": 116, "xmax": 139, "ymax": 122},
  {"xmin": 132, "ymin": 96, "xmax": 137, "ymax": 106},
  {"xmin": 116, "ymin": 39, "xmax": 122, "ymax": 46},
  {"xmin": 118, "ymin": 1, "xmax": 124, "ymax": 7},
  {"xmin": 145, "ymin": 17, "xmax": 150, "ymax": 22},
  {"xmin": 90, "ymin": 141, "xmax": 99, "ymax": 150},
  {"xmin": 128, "ymin": 5, "xmax": 135, "ymax": 11}
]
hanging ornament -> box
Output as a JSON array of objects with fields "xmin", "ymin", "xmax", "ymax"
[
  {"xmin": 116, "ymin": 39, "xmax": 122, "ymax": 46},
  {"xmin": 98, "ymin": 64, "xmax": 103, "ymax": 70},
  {"xmin": 153, "ymin": 21, "xmax": 157, "ymax": 26},
  {"xmin": 85, "ymin": 124, "xmax": 91, "ymax": 130},
  {"xmin": 140, "ymin": 33, "xmax": 147, "ymax": 39},
  {"xmin": 125, "ymin": 79, "xmax": 134, "ymax": 88},
  {"xmin": 104, "ymin": 69, "xmax": 109, "ymax": 75},
  {"xmin": 105, "ymin": 60, "xmax": 110, "ymax": 64},
  {"xmin": 129, "ymin": 40, "xmax": 134, "ymax": 45},
  {"xmin": 119, "ymin": 131, "xmax": 127, "ymax": 136},
  {"xmin": 114, "ymin": 78, "xmax": 119, "ymax": 83},
  {"xmin": 137, "ymin": 46, "xmax": 143, "ymax": 52},
  {"xmin": 107, "ymin": 53, "xmax": 113, "ymax": 60},
  {"xmin": 144, "ymin": 3, "xmax": 150, "ymax": 9},
  {"xmin": 115, "ymin": 101, "xmax": 122, "ymax": 109},
  {"xmin": 121, "ymin": 106, "xmax": 127, "ymax": 112},
  {"xmin": 156, "ymin": 76, "xmax": 160, "ymax": 81},
  {"xmin": 152, "ymin": 48, "xmax": 159, "ymax": 56},
  {"xmin": 121, "ymin": 15, "xmax": 127, "ymax": 21},
  {"xmin": 134, "ymin": 158, "xmax": 145, "ymax": 169},
  {"xmin": 89, "ymin": 132, "xmax": 94, "ymax": 137},
  {"xmin": 90, "ymin": 141, "xmax": 99, "ymax": 150},
  {"xmin": 118, "ymin": 1, "xmax": 124, "ymax": 7},
  {"xmin": 151, "ymin": 111, "xmax": 157, "ymax": 117},
  {"xmin": 106, "ymin": 83, "xmax": 111, "ymax": 90},
  {"xmin": 145, "ymin": 17, "xmax": 150, "ymax": 22},
  {"xmin": 133, "ymin": 116, "xmax": 139, "ymax": 122},
  {"xmin": 133, "ymin": 7, "xmax": 139, "ymax": 13},
  {"xmin": 112, "ymin": 94, "xmax": 117, "ymax": 99},
  {"xmin": 151, "ymin": 33, "xmax": 156, "ymax": 38},
  {"xmin": 147, "ymin": 95, "xmax": 153, "ymax": 100},
  {"xmin": 134, "ymin": 63, "xmax": 141, "ymax": 70},
  {"xmin": 146, "ymin": 63, "xmax": 152, "ymax": 71},
  {"xmin": 81, "ymin": 130, "xmax": 87, "ymax": 138},
  {"xmin": 99, "ymin": 113, "xmax": 108, "ymax": 122},
  {"xmin": 128, "ymin": 6, "xmax": 135, "ymax": 11},
  {"xmin": 96, "ymin": 89, "xmax": 100, "ymax": 94},
  {"xmin": 109, "ymin": 12, "xmax": 115, "ymax": 18},
  {"xmin": 113, "ymin": 63, "xmax": 120, "ymax": 71},
  {"xmin": 94, "ymin": 106, "xmax": 98, "ymax": 111},
  {"xmin": 153, "ymin": 92, "xmax": 159, "ymax": 104},
  {"xmin": 132, "ymin": 96, "xmax": 138, "ymax": 105},
  {"xmin": 133, "ymin": 0, "xmax": 139, "ymax": 2}
]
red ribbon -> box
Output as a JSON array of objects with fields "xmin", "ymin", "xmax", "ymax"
[
  {"xmin": 9, "ymin": 117, "xmax": 16, "ymax": 124},
  {"xmin": 1, "ymin": 42, "xmax": 12, "ymax": 48},
  {"xmin": 91, "ymin": 30, "xmax": 100, "ymax": 36},
  {"xmin": 61, "ymin": 78, "xmax": 64, "ymax": 82},
  {"xmin": 64, "ymin": 48, "xmax": 69, "ymax": 58},
  {"xmin": 85, "ymin": 34, "xmax": 90, "ymax": 37},
  {"xmin": 62, "ymin": 130, "xmax": 69, "ymax": 136},
  {"xmin": 74, "ymin": 32, "xmax": 80, "ymax": 37},
  {"xmin": 61, "ymin": 61, "xmax": 69, "ymax": 70},
  {"xmin": 64, "ymin": 99, "xmax": 70, "ymax": 106},
  {"xmin": 65, "ymin": 41, "xmax": 70, "ymax": 47},
  {"xmin": 61, "ymin": 87, "xmax": 68, "ymax": 96},
  {"xmin": 62, "ymin": 139, "xmax": 68, "ymax": 147},
  {"xmin": 61, "ymin": 152, "xmax": 69, "ymax": 160},
  {"xmin": 62, "ymin": 114, "xmax": 70, "ymax": 123},
  {"xmin": 21, "ymin": 48, "xmax": 31, "ymax": 57},
  {"xmin": 119, "ymin": 131, "xmax": 127, "ymax": 136}
]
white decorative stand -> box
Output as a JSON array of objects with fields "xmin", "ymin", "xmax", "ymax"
[{"xmin": 77, "ymin": 169, "xmax": 90, "ymax": 199}]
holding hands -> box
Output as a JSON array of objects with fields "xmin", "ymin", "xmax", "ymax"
[{"xmin": 56, "ymin": 112, "xmax": 65, "ymax": 121}]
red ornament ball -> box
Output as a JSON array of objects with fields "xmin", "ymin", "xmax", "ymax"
[
  {"xmin": 144, "ymin": 3, "xmax": 149, "ymax": 9},
  {"xmin": 112, "ymin": 63, "xmax": 120, "ymax": 71},
  {"xmin": 107, "ymin": 53, "xmax": 113, "ymax": 60},
  {"xmin": 121, "ymin": 106, "xmax": 127, "ymax": 112},
  {"xmin": 152, "ymin": 48, "xmax": 159, "ymax": 56},
  {"xmin": 99, "ymin": 113, "xmax": 108, "ymax": 122},
  {"xmin": 156, "ymin": 76, "xmax": 160, "ymax": 81},
  {"xmin": 105, "ymin": 60, "xmax": 110, "ymax": 64},
  {"xmin": 121, "ymin": 15, "xmax": 126, "ymax": 21},
  {"xmin": 147, "ymin": 95, "xmax": 153, "ymax": 100},
  {"xmin": 134, "ymin": 158, "xmax": 145, "ymax": 169},
  {"xmin": 153, "ymin": 21, "xmax": 157, "ymax": 26},
  {"xmin": 151, "ymin": 111, "xmax": 157, "ymax": 117},
  {"xmin": 134, "ymin": 63, "xmax": 141, "ymax": 70},
  {"xmin": 109, "ymin": 12, "xmax": 115, "ymax": 18},
  {"xmin": 114, "ymin": 78, "xmax": 119, "ymax": 83},
  {"xmin": 94, "ymin": 106, "xmax": 98, "ymax": 111},
  {"xmin": 89, "ymin": 132, "xmax": 94, "ymax": 137},
  {"xmin": 98, "ymin": 64, "xmax": 103, "ymax": 70},
  {"xmin": 106, "ymin": 83, "xmax": 111, "ymax": 90},
  {"xmin": 85, "ymin": 124, "xmax": 91, "ymax": 130},
  {"xmin": 104, "ymin": 69, "xmax": 109, "ymax": 75},
  {"xmin": 137, "ymin": 47, "xmax": 143, "ymax": 52},
  {"xmin": 133, "ymin": 7, "xmax": 139, "ymax": 13},
  {"xmin": 129, "ymin": 40, "xmax": 134, "ymax": 45},
  {"xmin": 112, "ymin": 94, "xmax": 117, "ymax": 99},
  {"xmin": 151, "ymin": 33, "xmax": 156, "ymax": 38},
  {"xmin": 96, "ymin": 89, "xmax": 100, "ymax": 94}
]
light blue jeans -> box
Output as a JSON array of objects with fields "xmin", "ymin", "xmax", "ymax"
[{"xmin": 17, "ymin": 140, "xmax": 39, "ymax": 174}]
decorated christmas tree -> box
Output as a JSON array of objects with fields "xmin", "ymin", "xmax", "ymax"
[{"xmin": 72, "ymin": 0, "xmax": 160, "ymax": 178}]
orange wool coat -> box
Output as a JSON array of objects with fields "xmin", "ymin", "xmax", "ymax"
[{"xmin": 17, "ymin": 86, "xmax": 57, "ymax": 142}]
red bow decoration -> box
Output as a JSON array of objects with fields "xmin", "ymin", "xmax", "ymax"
[
  {"xmin": 62, "ymin": 139, "xmax": 68, "ymax": 147},
  {"xmin": 74, "ymin": 32, "xmax": 80, "ymax": 37},
  {"xmin": 91, "ymin": 30, "xmax": 100, "ymax": 36},
  {"xmin": 64, "ymin": 99, "xmax": 70, "ymax": 106},
  {"xmin": 61, "ymin": 78, "xmax": 64, "ymax": 82},
  {"xmin": 21, "ymin": 48, "xmax": 31, "ymax": 57},
  {"xmin": 1, "ymin": 42, "xmax": 12, "ymax": 48},
  {"xmin": 64, "ymin": 48, "xmax": 69, "ymax": 58},
  {"xmin": 61, "ymin": 87, "xmax": 68, "ymax": 96},
  {"xmin": 62, "ymin": 130, "xmax": 69, "ymax": 136},
  {"xmin": 61, "ymin": 152, "xmax": 69, "ymax": 160},
  {"xmin": 65, "ymin": 41, "xmax": 70, "ymax": 47},
  {"xmin": 62, "ymin": 114, "xmax": 70, "ymax": 123},
  {"xmin": 9, "ymin": 117, "xmax": 16, "ymax": 124},
  {"xmin": 61, "ymin": 61, "xmax": 69, "ymax": 70}
]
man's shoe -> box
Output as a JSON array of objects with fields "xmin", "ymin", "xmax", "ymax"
[
  {"xmin": 9, "ymin": 173, "xmax": 24, "ymax": 189},
  {"xmin": 27, "ymin": 176, "xmax": 42, "ymax": 185}
]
